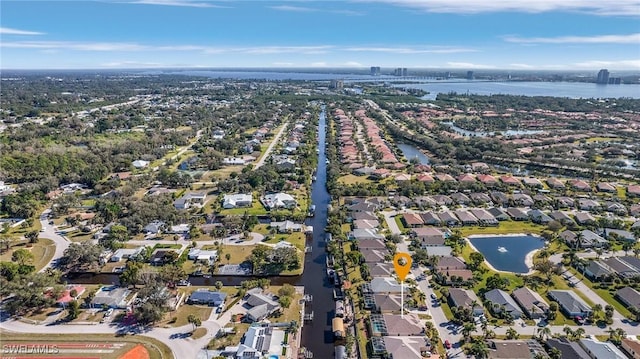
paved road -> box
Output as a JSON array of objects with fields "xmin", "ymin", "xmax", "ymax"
[
  {"xmin": 38, "ymin": 209, "xmax": 71, "ymax": 272},
  {"xmin": 254, "ymin": 121, "xmax": 289, "ymax": 169}
]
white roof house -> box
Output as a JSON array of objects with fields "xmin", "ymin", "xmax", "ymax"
[
  {"xmin": 132, "ymin": 160, "xmax": 150, "ymax": 168},
  {"xmin": 261, "ymin": 193, "xmax": 297, "ymax": 210},
  {"xmin": 222, "ymin": 194, "xmax": 253, "ymax": 209},
  {"xmin": 188, "ymin": 248, "xmax": 218, "ymax": 261}
]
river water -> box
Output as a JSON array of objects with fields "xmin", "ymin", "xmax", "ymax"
[{"xmin": 299, "ymin": 104, "xmax": 336, "ymax": 358}]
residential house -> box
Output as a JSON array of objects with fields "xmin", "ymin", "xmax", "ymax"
[
  {"xmin": 143, "ymin": 220, "xmax": 166, "ymax": 235},
  {"xmin": 570, "ymin": 179, "xmax": 592, "ymax": 192},
  {"xmin": 579, "ymin": 338, "xmax": 627, "ymax": 359},
  {"xmin": 546, "ymin": 177, "xmax": 566, "ymax": 189},
  {"xmin": 454, "ymin": 210, "xmax": 479, "ymax": 226},
  {"xmin": 231, "ymin": 325, "xmax": 286, "ymax": 359},
  {"xmin": 362, "ymin": 249, "xmax": 389, "ymax": 263},
  {"xmin": 628, "ymin": 185, "xmax": 640, "ymax": 197},
  {"xmin": 605, "ymin": 202, "xmax": 628, "ymax": 215},
  {"xmin": 222, "ymin": 193, "xmax": 253, "ymax": 209},
  {"xmin": 550, "ymin": 211, "xmax": 575, "ymax": 225},
  {"xmin": 448, "ymin": 288, "xmax": 484, "ymax": 316},
  {"xmin": 602, "ymin": 256, "xmax": 640, "ymax": 279},
  {"xmin": 260, "ymin": 192, "xmax": 297, "ymax": 210},
  {"xmin": 512, "ymin": 193, "xmax": 534, "ymax": 206},
  {"xmin": 484, "ymin": 289, "xmax": 523, "ymax": 319},
  {"xmin": 522, "ymin": 177, "xmax": 543, "ymax": 188},
  {"xmin": 424, "ymin": 245, "xmax": 453, "ymax": 257},
  {"xmin": 470, "ymin": 208, "xmax": 498, "ymax": 226},
  {"xmin": 411, "ymin": 227, "xmax": 446, "ymax": 247},
  {"xmin": 478, "ymin": 174, "xmax": 498, "ymax": 186},
  {"xmin": 419, "ymin": 212, "xmax": 442, "ymax": 226},
  {"xmin": 506, "ymin": 207, "xmax": 529, "ymax": 221},
  {"xmin": 368, "ymin": 277, "xmax": 403, "ymax": 294},
  {"xmin": 597, "ymin": 182, "xmax": 616, "ymax": 192},
  {"xmin": 438, "ymin": 211, "xmax": 460, "ymax": 226},
  {"xmin": 577, "ymin": 198, "xmax": 600, "ymax": 211},
  {"xmin": 269, "ymin": 220, "xmax": 306, "ymax": 233},
  {"xmin": 174, "ymin": 192, "xmax": 207, "ymax": 210},
  {"xmin": 511, "ymin": 287, "xmax": 549, "ymax": 319},
  {"xmin": 546, "ymin": 338, "xmax": 590, "ymax": 359},
  {"xmin": 603, "ymin": 228, "xmax": 636, "ymax": 242},
  {"xmin": 381, "ymin": 314, "xmax": 424, "ymax": 336},
  {"xmin": 622, "ymin": 338, "xmax": 640, "ymax": 359},
  {"xmin": 92, "ymin": 287, "xmax": 133, "ymax": 309},
  {"xmin": 132, "ymin": 160, "xmax": 149, "ymax": 169},
  {"xmin": 352, "ymin": 219, "xmax": 380, "ymax": 230},
  {"xmin": 381, "ymin": 337, "xmax": 432, "ymax": 359},
  {"xmin": 615, "ymin": 287, "xmax": 640, "ymax": 311},
  {"xmin": 435, "ymin": 256, "xmax": 467, "ymax": 271},
  {"xmin": 488, "ymin": 340, "xmax": 534, "ymax": 359},
  {"xmin": 528, "ymin": 209, "xmax": 553, "ymax": 224},
  {"xmin": 548, "ymin": 290, "xmax": 591, "ymax": 318},
  {"xmin": 488, "ymin": 208, "xmax": 509, "ymax": 221},
  {"xmin": 187, "ymin": 248, "xmax": 218, "ymax": 263},
  {"xmin": 556, "ymin": 196, "xmax": 576, "ymax": 208},
  {"xmin": 351, "ymin": 228, "xmax": 385, "ymax": 241},
  {"xmin": 54, "ymin": 285, "xmax": 86, "ymax": 307},
  {"xmin": 490, "ymin": 191, "xmax": 509, "ymax": 205},
  {"xmin": 110, "ymin": 248, "xmax": 143, "ymax": 262},
  {"xmin": 450, "ymin": 192, "xmax": 471, "ymax": 205},
  {"xmin": 471, "ymin": 192, "xmax": 493, "ymax": 205},
  {"xmin": 583, "ymin": 260, "xmax": 613, "ymax": 281},
  {"xmin": 574, "ymin": 212, "xmax": 596, "ymax": 225},
  {"xmin": 402, "ymin": 213, "xmax": 424, "ymax": 228},
  {"xmin": 369, "ymin": 263, "xmax": 395, "ymax": 277},
  {"xmin": 187, "ymin": 289, "xmax": 226, "ymax": 307},
  {"xmin": 436, "ymin": 268, "xmax": 474, "ymax": 285},
  {"xmin": 244, "ymin": 289, "xmax": 281, "ymax": 322},
  {"xmin": 358, "ymin": 239, "xmax": 387, "ymax": 250},
  {"xmin": 373, "ymin": 293, "xmax": 406, "ymax": 313},
  {"xmin": 500, "ymin": 176, "xmax": 521, "ymax": 186}
]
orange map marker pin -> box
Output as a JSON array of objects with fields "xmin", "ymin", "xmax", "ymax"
[{"xmin": 393, "ymin": 252, "xmax": 412, "ymax": 281}]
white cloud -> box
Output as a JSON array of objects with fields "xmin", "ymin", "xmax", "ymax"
[
  {"xmin": 1, "ymin": 41, "xmax": 334, "ymax": 55},
  {"xmin": 0, "ymin": 27, "xmax": 44, "ymax": 35},
  {"xmin": 573, "ymin": 59, "xmax": 640, "ymax": 69},
  {"xmin": 269, "ymin": 5, "xmax": 317, "ymax": 12},
  {"xmin": 344, "ymin": 46, "xmax": 476, "ymax": 54},
  {"xmin": 270, "ymin": 4, "xmax": 364, "ymax": 15},
  {"xmin": 310, "ymin": 62, "xmax": 328, "ymax": 67},
  {"xmin": 360, "ymin": 0, "xmax": 640, "ymax": 16},
  {"xmin": 508, "ymin": 63, "xmax": 534, "ymax": 69},
  {"xmin": 343, "ymin": 61, "xmax": 364, "ymax": 67},
  {"xmin": 101, "ymin": 61, "xmax": 164, "ymax": 67},
  {"xmin": 503, "ymin": 33, "xmax": 640, "ymax": 44},
  {"xmin": 446, "ymin": 62, "xmax": 496, "ymax": 69},
  {"xmin": 130, "ymin": 0, "xmax": 227, "ymax": 8},
  {"xmin": 273, "ymin": 62, "xmax": 295, "ymax": 66}
]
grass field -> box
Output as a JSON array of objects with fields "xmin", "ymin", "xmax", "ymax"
[
  {"xmin": 0, "ymin": 238, "xmax": 55, "ymax": 271},
  {"xmin": 218, "ymin": 200, "xmax": 268, "ymax": 216},
  {"xmin": 216, "ymin": 244, "xmax": 257, "ymax": 265},
  {"xmin": 338, "ymin": 174, "xmax": 373, "ymax": 185},
  {"xmin": 161, "ymin": 305, "xmax": 212, "ymax": 328},
  {"xmin": 460, "ymin": 221, "xmax": 545, "ymax": 236},
  {"xmin": 0, "ymin": 333, "xmax": 173, "ymax": 359}
]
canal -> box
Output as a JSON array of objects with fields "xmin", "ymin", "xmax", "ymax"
[
  {"xmin": 299, "ymin": 104, "xmax": 336, "ymax": 358},
  {"xmin": 64, "ymin": 104, "xmax": 336, "ymax": 357}
]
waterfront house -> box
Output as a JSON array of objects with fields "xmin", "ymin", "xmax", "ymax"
[
  {"xmin": 187, "ymin": 289, "xmax": 226, "ymax": 307},
  {"xmin": 528, "ymin": 209, "xmax": 553, "ymax": 224},
  {"xmin": 244, "ymin": 289, "xmax": 281, "ymax": 322},
  {"xmin": 506, "ymin": 207, "xmax": 529, "ymax": 221},
  {"xmin": 260, "ymin": 192, "xmax": 296, "ymax": 210},
  {"xmin": 488, "ymin": 208, "xmax": 509, "ymax": 221},
  {"xmin": 579, "ymin": 338, "xmax": 627, "ymax": 359}
]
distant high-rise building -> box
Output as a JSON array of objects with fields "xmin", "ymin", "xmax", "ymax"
[
  {"xmin": 466, "ymin": 71, "xmax": 474, "ymax": 80},
  {"xmin": 596, "ymin": 69, "xmax": 610, "ymax": 84},
  {"xmin": 608, "ymin": 77, "xmax": 621, "ymax": 85},
  {"xmin": 370, "ymin": 66, "xmax": 381, "ymax": 76},
  {"xmin": 402, "ymin": 68, "xmax": 408, "ymax": 76},
  {"xmin": 329, "ymin": 79, "xmax": 344, "ymax": 90},
  {"xmin": 445, "ymin": 71, "xmax": 452, "ymax": 79}
]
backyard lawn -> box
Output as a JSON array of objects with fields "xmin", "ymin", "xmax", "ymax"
[
  {"xmin": 460, "ymin": 221, "xmax": 545, "ymax": 236},
  {"xmin": 0, "ymin": 238, "xmax": 55, "ymax": 271}
]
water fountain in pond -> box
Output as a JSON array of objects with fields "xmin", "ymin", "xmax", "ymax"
[{"xmin": 497, "ymin": 246, "xmax": 508, "ymax": 253}]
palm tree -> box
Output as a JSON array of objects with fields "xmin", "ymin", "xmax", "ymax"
[
  {"xmin": 462, "ymin": 322, "xmax": 476, "ymax": 339},
  {"xmin": 573, "ymin": 327, "xmax": 585, "ymax": 340},
  {"xmin": 506, "ymin": 327, "xmax": 519, "ymax": 340},
  {"xmin": 563, "ymin": 326, "xmax": 574, "ymax": 338},
  {"xmin": 549, "ymin": 347, "xmax": 562, "ymax": 359}
]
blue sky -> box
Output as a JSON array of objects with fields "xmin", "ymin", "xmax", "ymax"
[{"xmin": 1, "ymin": 0, "xmax": 639, "ymax": 70}]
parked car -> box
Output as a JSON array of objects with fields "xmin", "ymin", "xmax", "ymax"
[
  {"xmin": 104, "ymin": 308, "xmax": 114, "ymax": 317},
  {"xmin": 575, "ymin": 316, "xmax": 585, "ymax": 325},
  {"xmin": 444, "ymin": 340, "xmax": 451, "ymax": 349},
  {"xmin": 430, "ymin": 293, "xmax": 437, "ymax": 300}
]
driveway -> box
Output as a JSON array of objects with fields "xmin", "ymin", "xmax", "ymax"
[
  {"xmin": 254, "ymin": 121, "xmax": 289, "ymax": 169},
  {"xmin": 38, "ymin": 209, "xmax": 71, "ymax": 272}
]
